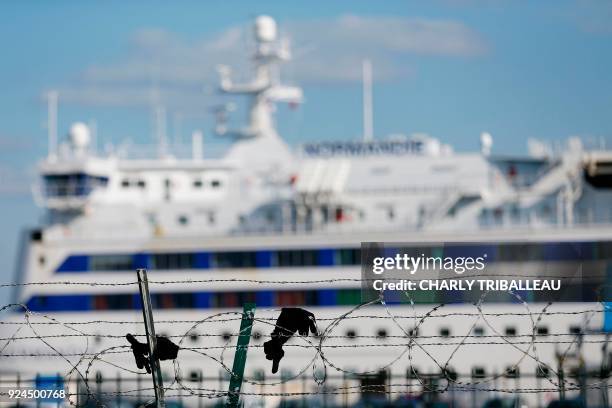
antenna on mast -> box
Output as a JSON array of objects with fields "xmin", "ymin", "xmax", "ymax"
[
  {"xmin": 88, "ymin": 119, "xmax": 98, "ymax": 155},
  {"xmin": 149, "ymin": 64, "xmax": 168, "ymax": 158},
  {"xmin": 47, "ymin": 90, "xmax": 58, "ymax": 160},
  {"xmin": 172, "ymin": 112, "xmax": 183, "ymax": 147},
  {"xmin": 214, "ymin": 16, "xmax": 302, "ymax": 140},
  {"xmin": 155, "ymin": 105, "xmax": 167, "ymax": 158},
  {"xmin": 362, "ymin": 59, "xmax": 373, "ymax": 141}
]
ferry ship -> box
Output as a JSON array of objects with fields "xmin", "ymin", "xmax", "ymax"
[{"xmin": 1, "ymin": 15, "xmax": 612, "ymax": 408}]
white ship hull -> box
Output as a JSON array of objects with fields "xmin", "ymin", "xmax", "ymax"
[{"xmin": 2, "ymin": 227, "xmax": 610, "ymax": 407}]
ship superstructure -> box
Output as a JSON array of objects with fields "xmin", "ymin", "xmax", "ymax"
[{"xmin": 2, "ymin": 15, "xmax": 611, "ymax": 408}]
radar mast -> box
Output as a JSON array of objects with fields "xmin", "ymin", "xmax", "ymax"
[{"xmin": 215, "ymin": 16, "xmax": 302, "ymax": 174}]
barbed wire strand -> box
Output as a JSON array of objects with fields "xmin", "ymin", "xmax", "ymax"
[{"xmin": 0, "ymin": 279, "xmax": 609, "ymax": 407}]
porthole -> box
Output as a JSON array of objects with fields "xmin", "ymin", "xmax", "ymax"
[
  {"xmin": 536, "ymin": 365, "xmax": 550, "ymax": 378},
  {"xmin": 221, "ymin": 331, "xmax": 232, "ymax": 342},
  {"xmin": 443, "ymin": 367, "xmax": 458, "ymax": 382},
  {"xmin": 346, "ymin": 329, "xmax": 357, "ymax": 340},
  {"xmin": 569, "ymin": 326, "xmax": 582, "ymax": 335},
  {"xmin": 536, "ymin": 325, "xmax": 549, "ymax": 336},
  {"xmin": 376, "ymin": 329, "xmax": 387, "ymax": 339},
  {"xmin": 439, "ymin": 327, "xmax": 451, "ymax": 338},
  {"xmin": 189, "ymin": 370, "xmax": 202, "ymax": 382},
  {"xmin": 253, "ymin": 369, "xmax": 265, "ymax": 381},
  {"xmin": 505, "ymin": 366, "xmax": 519, "ymax": 378},
  {"xmin": 505, "ymin": 326, "xmax": 517, "ymax": 336},
  {"xmin": 473, "ymin": 326, "xmax": 485, "ymax": 336},
  {"xmin": 472, "ymin": 367, "xmax": 486, "ymax": 379},
  {"xmin": 280, "ymin": 369, "xmax": 293, "ymax": 381},
  {"xmin": 406, "ymin": 367, "xmax": 420, "ymax": 379}
]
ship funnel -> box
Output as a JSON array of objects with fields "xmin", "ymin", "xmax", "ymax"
[{"xmin": 255, "ymin": 15, "xmax": 277, "ymax": 42}]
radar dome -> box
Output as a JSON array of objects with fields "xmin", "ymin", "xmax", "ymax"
[
  {"xmin": 69, "ymin": 122, "xmax": 91, "ymax": 148},
  {"xmin": 254, "ymin": 15, "xmax": 277, "ymax": 42},
  {"xmin": 480, "ymin": 132, "xmax": 493, "ymax": 156}
]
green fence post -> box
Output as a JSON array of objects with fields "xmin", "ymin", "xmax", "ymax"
[{"xmin": 227, "ymin": 303, "xmax": 256, "ymax": 408}]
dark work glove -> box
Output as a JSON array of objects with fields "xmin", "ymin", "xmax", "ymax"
[
  {"xmin": 154, "ymin": 336, "xmax": 179, "ymax": 361},
  {"xmin": 126, "ymin": 333, "xmax": 179, "ymax": 373},
  {"xmin": 126, "ymin": 333, "xmax": 151, "ymax": 373},
  {"xmin": 263, "ymin": 308, "xmax": 318, "ymax": 373}
]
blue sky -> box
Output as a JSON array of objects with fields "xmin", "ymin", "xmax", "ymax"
[{"xmin": 1, "ymin": 0, "xmax": 612, "ymax": 298}]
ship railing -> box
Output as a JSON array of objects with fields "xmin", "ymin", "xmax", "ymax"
[
  {"xmin": 39, "ymin": 215, "xmax": 612, "ymax": 241},
  {"xmin": 232, "ymin": 216, "xmax": 612, "ymax": 237},
  {"xmin": 113, "ymin": 141, "xmax": 231, "ymax": 161}
]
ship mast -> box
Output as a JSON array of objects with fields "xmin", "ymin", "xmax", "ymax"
[
  {"xmin": 46, "ymin": 90, "xmax": 59, "ymax": 161},
  {"xmin": 215, "ymin": 15, "xmax": 302, "ymax": 140},
  {"xmin": 362, "ymin": 59, "xmax": 373, "ymax": 141}
]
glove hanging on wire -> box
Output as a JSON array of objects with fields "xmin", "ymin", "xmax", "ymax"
[
  {"xmin": 126, "ymin": 333, "xmax": 179, "ymax": 373},
  {"xmin": 263, "ymin": 308, "xmax": 318, "ymax": 374}
]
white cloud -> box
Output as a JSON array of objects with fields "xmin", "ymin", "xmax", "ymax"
[
  {"xmin": 285, "ymin": 15, "xmax": 486, "ymax": 82},
  {"xmin": 57, "ymin": 14, "xmax": 488, "ymax": 108},
  {"xmin": 293, "ymin": 15, "xmax": 486, "ymax": 56}
]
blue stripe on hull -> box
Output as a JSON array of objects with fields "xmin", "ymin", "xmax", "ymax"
[{"xmin": 53, "ymin": 241, "xmax": 612, "ymax": 273}]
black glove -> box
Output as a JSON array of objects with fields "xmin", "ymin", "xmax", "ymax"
[
  {"xmin": 126, "ymin": 333, "xmax": 179, "ymax": 373},
  {"xmin": 126, "ymin": 333, "xmax": 151, "ymax": 373},
  {"xmin": 154, "ymin": 336, "xmax": 180, "ymax": 361},
  {"xmin": 263, "ymin": 308, "xmax": 318, "ymax": 373}
]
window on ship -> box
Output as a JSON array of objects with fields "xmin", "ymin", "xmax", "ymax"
[
  {"xmin": 213, "ymin": 251, "xmax": 257, "ymax": 268},
  {"xmin": 337, "ymin": 248, "xmax": 360, "ymax": 265},
  {"xmin": 44, "ymin": 173, "xmax": 108, "ymax": 197},
  {"xmin": 90, "ymin": 254, "xmax": 133, "ymax": 271},
  {"xmin": 275, "ymin": 249, "xmax": 318, "ymax": 267},
  {"xmin": 152, "ymin": 253, "xmax": 194, "ymax": 269}
]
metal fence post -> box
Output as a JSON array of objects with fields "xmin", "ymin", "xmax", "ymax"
[
  {"xmin": 227, "ymin": 302, "xmax": 256, "ymax": 408},
  {"xmin": 116, "ymin": 372, "xmax": 121, "ymax": 407},
  {"xmin": 56, "ymin": 372, "xmax": 61, "ymax": 408},
  {"xmin": 556, "ymin": 354, "xmax": 566, "ymax": 402},
  {"xmin": 304, "ymin": 373, "xmax": 309, "ymax": 408},
  {"xmin": 602, "ymin": 333, "xmax": 610, "ymax": 408},
  {"xmin": 137, "ymin": 373, "xmax": 142, "ymax": 405},
  {"xmin": 198, "ymin": 373, "xmax": 203, "ymax": 408},
  {"xmin": 16, "ymin": 373, "xmax": 21, "ymax": 408},
  {"xmin": 137, "ymin": 268, "xmax": 166, "ymax": 408}
]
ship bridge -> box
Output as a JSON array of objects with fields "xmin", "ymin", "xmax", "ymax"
[
  {"xmin": 37, "ymin": 123, "xmax": 113, "ymax": 210},
  {"xmin": 584, "ymin": 150, "xmax": 612, "ymax": 188}
]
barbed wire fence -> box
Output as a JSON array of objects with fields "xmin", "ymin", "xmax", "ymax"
[{"xmin": 0, "ymin": 277, "xmax": 610, "ymax": 408}]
